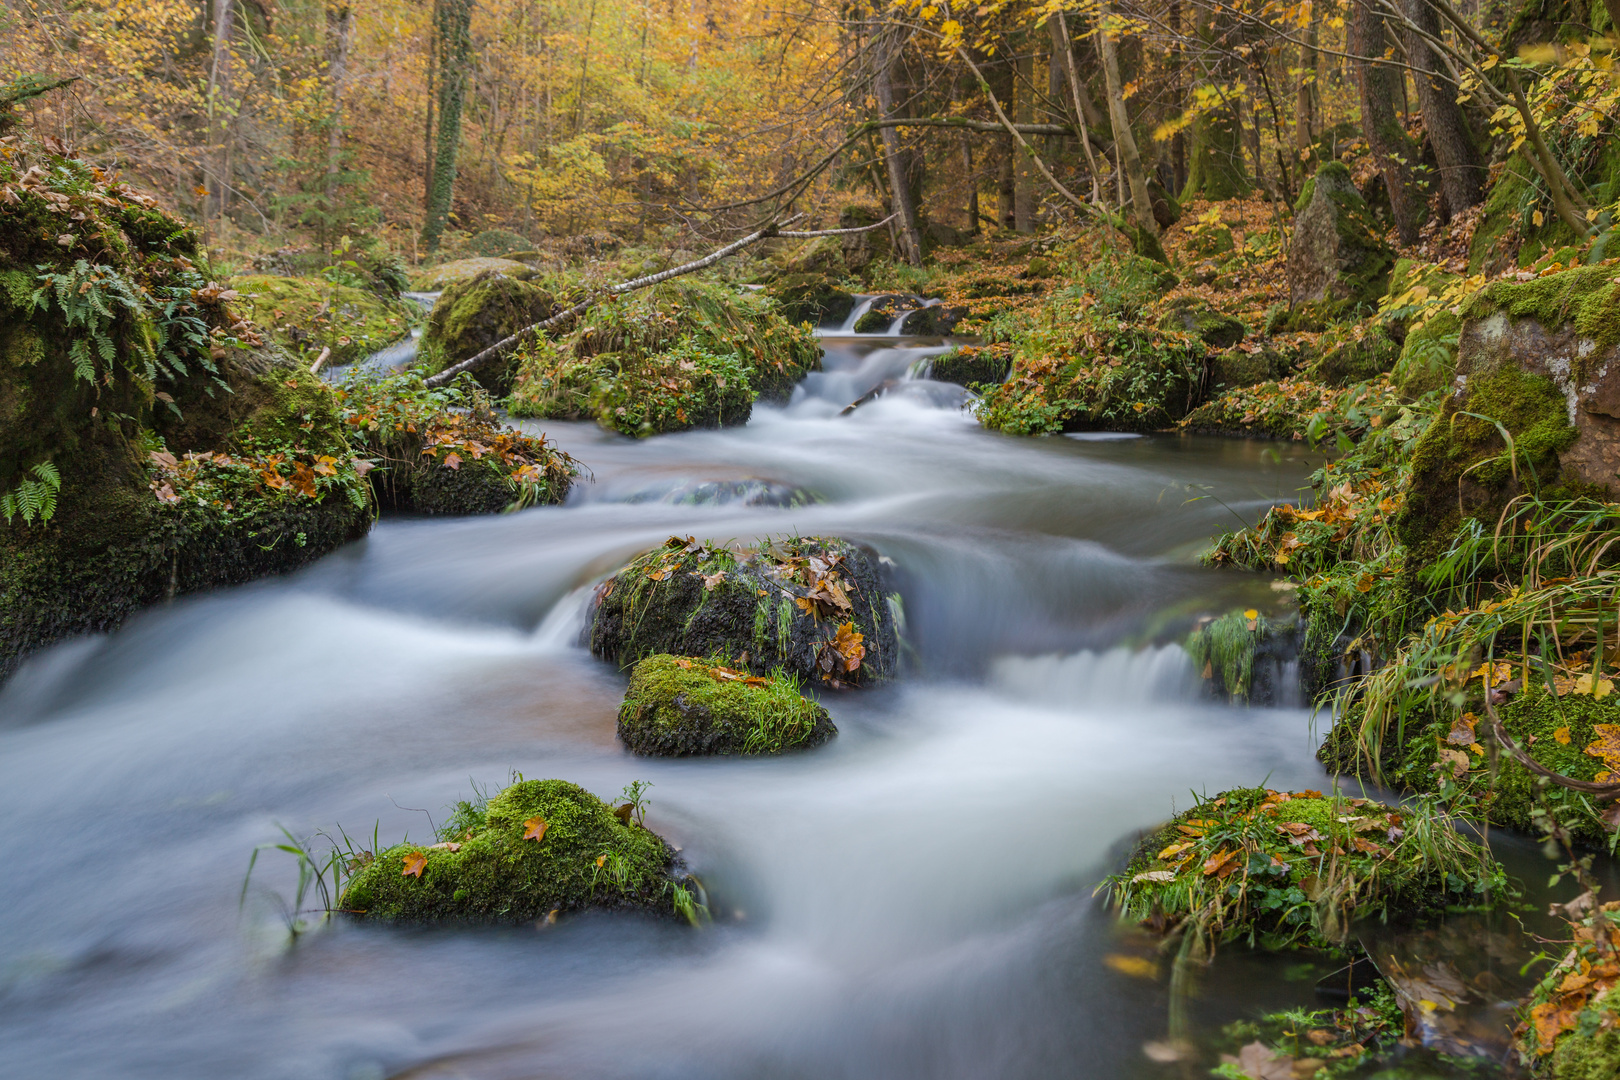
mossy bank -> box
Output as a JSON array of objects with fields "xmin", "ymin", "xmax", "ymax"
[{"xmin": 617, "ymin": 654, "xmax": 836, "ymax": 755}]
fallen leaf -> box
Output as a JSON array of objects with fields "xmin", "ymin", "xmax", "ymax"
[
  {"xmin": 1102, "ymin": 953, "xmax": 1159, "ymax": 978},
  {"xmin": 613, "ymin": 803, "xmax": 634, "ymax": 824},
  {"xmin": 1584, "ymin": 725, "xmax": 1620, "ymax": 776},
  {"xmin": 1203, "ymin": 848, "xmax": 1242, "ymax": 877},
  {"xmin": 523, "ymin": 816, "xmax": 549, "ymax": 842},
  {"xmin": 427, "ymin": 841, "xmax": 462, "ymax": 852},
  {"xmin": 1220, "ymin": 1040, "xmax": 1293, "ymax": 1080},
  {"xmin": 443, "ymin": 452, "xmax": 462, "ymax": 471},
  {"xmin": 1276, "ymin": 821, "xmax": 1324, "ymax": 845},
  {"xmin": 1555, "ymin": 726, "xmax": 1572, "ymax": 745},
  {"xmin": 1435, "ymin": 747, "xmax": 1471, "ymax": 778},
  {"xmin": 401, "ymin": 851, "xmax": 427, "ymax": 878},
  {"xmin": 1131, "ymin": 869, "xmax": 1176, "ymax": 883},
  {"xmin": 594, "ymin": 854, "xmax": 607, "ymax": 868}
]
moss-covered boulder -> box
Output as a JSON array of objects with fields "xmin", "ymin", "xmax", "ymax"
[
  {"xmin": 898, "ymin": 304, "xmax": 964, "ymax": 336},
  {"xmin": 1208, "ymin": 344, "xmax": 1290, "ymax": 390},
  {"xmin": 616, "ymin": 654, "xmax": 836, "ymax": 755},
  {"xmin": 507, "ymin": 279, "xmax": 820, "ymax": 437},
  {"xmin": 1307, "ymin": 325, "xmax": 1399, "ymax": 386},
  {"xmin": 1287, "ymin": 163, "xmax": 1395, "ymax": 315},
  {"xmin": 1156, "ymin": 296, "xmax": 1245, "ymax": 349},
  {"xmin": 229, "ymin": 274, "xmax": 417, "ymax": 367},
  {"xmin": 334, "ymin": 372, "xmax": 578, "ymax": 515},
  {"xmin": 411, "ymin": 257, "xmax": 541, "ymax": 291},
  {"xmin": 1186, "ymin": 611, "xmax": 1300, "ymax": 705},
  {"xmin": 416, "ymin": 269, "xmax": 557, "ymax": 395},
  {"xmin": 766, "ymin": 273, "xmax": 856, "ymax": 326},
  {"xmin": 338, "ymin": 779, "xmax": 686, "ymax": 923},
  {"xmin": 589, "ymin": 535, "xmax": 899, "ymax": 688},
  {"xmin": 0, "ymin": 132, "xmax": 378, "ymax": 680},
  {"xmin": 835, "ymin": 205, "xmax": 894, "ymax": 273},
  {"xmin": 775, "ymin": 234, "xmax": 848, "ymax": 278},
  {"xmin": 1104, "ymin": 786, "xmax": 1506, "ymax": 957},
  {"xmin": 926, "ymin": 345, "xmax": 1011, "ymax": 388}
]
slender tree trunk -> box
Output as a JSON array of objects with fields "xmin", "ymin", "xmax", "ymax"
[
  {"xmin": 1170, "ymin": 0, "xmax": 1186, "ymax": 193},
  {"xmin": 1297, "ymin": 1, "xmax": 1317, "ymax": 160},
  {"xmin": 1183, "ymin": 6, "xmax": 1250, "ymax": 200},
  {"xmin": 421, "ymin": 0, "xmax": 474, "ymax": 252},
  {"xmin": 206, "ymin": 0, "xmax": 236, "ymax": 223},
  {"xmin": 575, "ymin": 0, "xmax": 597, "ymax": 134},
  {"xmin": 424, "ymin": 4, "xmax": 437, "ymax": 212},
  {"xmin": 1404, "ymin": 0, "xmax": 1485, "ymax": 212},
  {"xmin": 1014, "ymin": 47, "xmax": 1036, "ymax": 231},
  {"xmin": 997, "ymin": 142, "xmax": 1015, "ymax": 228},
  {"xmin": 1053, "ymin": 11, "xmax": 1104, "ymax": 202},
  {"xmin": 325, "ymin": 5, "xmax": 354, "ymax": 192},
  {"xmin": 1095, "ymin": 2, "xmax": 1155, "ymax": 234},
  {"xmin": 873, "ymin": 32, "xmax": 924, "ymax": 265},
  {"xmin": 962, "ymin": 135, "xmax": 980, "ymax": 234},
  {"xmin": 1351, "ymin": 0, "xmax": 1422, "ymax": 243}
]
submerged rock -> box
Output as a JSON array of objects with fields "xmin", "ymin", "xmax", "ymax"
[
  {"xmin": 589, "ymin": 534, "xmax": 899, "ymax": 687},
  {"xmin": 1185, "ymin": 610, "xmax": 1300, "ymax": 705},
  {"xmin": 617, "ymin": 654, "xmax": 836, "ymax": 756},
  {"xmin": 852, "ymin": 294, "xmax": 919, "ymax": 333},
  {"xmin": 898, "ymin": 304, "xmax": 965, "ymax": 336},
  {"xmin": 339, "ymin": 779, "xmax": 690, "ymax": 923}
]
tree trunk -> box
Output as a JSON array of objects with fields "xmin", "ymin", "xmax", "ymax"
[
  {"xmin": 1296, "ymin": 2, "xmax": 1317, "ymax": 159},
  {"xmin": 1014, "ymin": 47, "xmax": 1036, "ymax": 232},
  {"xmin": 325, "ymin": 5, "xmax": 354, "ymax": 192},
  {"xmin": 1351, "ymin": 0, "xmax": 1422, "ymax": 243},
  {"xmin": 1053, "ymin": 11, "xmax": 1104, "ymax": 202},
  {"xmin": 420, "ymin": 0, "xmax": 474, "ymax": 253},
  {"xmin": 1183, "ymin": 8, "xmax": 1250, "ymax": 201},
  {"xmin": 1404, "ymin": 0, "xmax": 1485, "ymax": 212},
  {"xmin": 423, "ymin": 9, "xmax": 436, "ymax": 212},
  {"xmin": 1169, "ymin": 0, "xmax": 1186, "ymax": 194},
  {"xmin": 997, "ymin": 141, "xmax": 1015, "ymax": 229},
  {"xmin": 962, "ymin": 136, "xmax": 979, "ymax": 234},
  {"xmin": 206, "ymin": 0, "xmax": 236, "ymax": 223},
  {"xmin": 873, "ymin": 36, "xmax": 924, "ymax": 265},
  {"xmin": 1095, "ymin": 2, "xmax": 1155, "ymax": 234}
]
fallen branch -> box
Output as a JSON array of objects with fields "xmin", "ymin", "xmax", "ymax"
[{"xmin": 422, "ymin": 213, "xmax": 897, "ymax": 388}]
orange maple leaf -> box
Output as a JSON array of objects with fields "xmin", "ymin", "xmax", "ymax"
[
  {"xmin": 523, "ymin": 816, "xmax": 548, "ymax": 842},
  {"xmin": 401, "ymin": 851, "xmax": 427, "ymax": 878}
]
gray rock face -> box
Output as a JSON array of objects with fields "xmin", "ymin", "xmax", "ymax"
[
  {"xmin": 1287, "ymin": 163, "xmax": 1394, "ymax": 310},
  {"xmin": 1457, "ymin": 311, "xmax": 1620, "ymax": 490}
]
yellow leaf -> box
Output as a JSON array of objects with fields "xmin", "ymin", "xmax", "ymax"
[
  {"xmin": 401, "ymin": 851, "xmax": 427, "ymax": 878},
  {"xmin": 523, "ymin": 816, "xmax": 549, "ymax": 842},
  {"xmin": 1533, "ymin": 209, "xmax": 1545, "ymax": 227},
  {"xmin": 1555, "ymin": 726, "xmax": 1572, "ymax": 745},
  {"xmin": 1243, "ymin": 609, "xmax": 1259, "ymax": 620},
  {"xmin": 1103, "ymin": 954, "xmax": 1160, "ymax": 979}
]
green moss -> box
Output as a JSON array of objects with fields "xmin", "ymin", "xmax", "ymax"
[
  {"xmin": 1105, "ymin": 786, "xmax": 1506, "ymax": 955},
  {"xmin": 416, "ymin": 269, "xmax": 557, "ymax": 394},
  {"xmin": 230, "ymin": 275, "xmax": 417, "ymax": 366},
  {"xmin": 766, "ymin": 273, "xmax": 856, "ymax": 325},
  {"xmin": 411, "ymin": 257, "xmax": 541, "ymax": 291},
  {"xmin": 1396, "ymin": 364, "xmax": 1577, "ymax": 556},
  {"xmin": 338, "ymin": 779, "xmax": 679, "ymax": 923},
  {"xmin": 1156, "ymin": 297, "xmax": 1245, "ymax": 349},
  {"xmin": 589, "ymin": 534, "xmax": 898, "ymax": 686},
  {"xmin": 927, "ymin": 345, "xmax": 1011, "ymax": 388},
  {"xmin": 1465, "ymin": 264, "xmax": 1620, "ymax": 358},
  {"xmin": 617, "ymin": 654, "xmax": 835, "ymax": 755},
  {"xmin": 852, "ymin": 308, "xmax": 891, "ymax": 333},
  {"xmin": 1544, "ymin": 1006, "xmax": 1620, "ymax": 1079},
  {"xmin": 1309, "ymin": 326, "xmax": 1399, "ymax": 386},
  {"xmin": 508, "ymin": 278, "xmax": 820, "ymax": 435}
]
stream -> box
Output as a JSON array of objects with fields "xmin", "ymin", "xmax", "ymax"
[{"xmin": 0, "ymin": 304, "xmax": 1556, "ymax": 1078}]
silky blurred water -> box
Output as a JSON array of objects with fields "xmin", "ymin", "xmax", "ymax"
[{"xmin": 0, "ymin": 325, "xmax": 1350, "ymax": 1079}]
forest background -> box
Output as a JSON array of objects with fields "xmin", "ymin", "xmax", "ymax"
[{"xmin": 1, "ymin": 0, "xmax": 1582, "ymax": 272}]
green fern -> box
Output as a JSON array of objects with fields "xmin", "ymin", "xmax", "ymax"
[
  {"xmin": 1, "ymin": 460, "xmax": 62, "ymax": 526},
  {"xmin": 31, "ymin": 260, "xmax": 150, "ymax": 385}
]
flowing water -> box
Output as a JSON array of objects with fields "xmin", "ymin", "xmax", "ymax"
[{"xmin": 1, "ymin": 307, "xmax": 1533, "ymax": 1078}]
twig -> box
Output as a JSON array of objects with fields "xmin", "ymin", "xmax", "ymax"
[
  {"xmin": 309, "ymin": 345, "xmax": 331, "ymax": 374},
  {"xmin": 422, "ymin": 214, "xmax": 895, "ymax": 387}
]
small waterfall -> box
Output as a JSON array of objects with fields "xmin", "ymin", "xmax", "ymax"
[{"xmin": 988, "ymin": 644, "xmax": 1201, "ymax": 708}]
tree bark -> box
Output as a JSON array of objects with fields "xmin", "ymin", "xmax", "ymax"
[
  {"xmin": 1352, "ymin": 0, "xmax": 1422, "ymax": 243},
  {"xmin": 206, "ymin": 0, "xmax": 236, "ymax": 223},
  {"xmin": 420, "ymin": 0, "xmax": 474, "ymax": 253},
  {"xmin": 1183, "ymin": 7, "xmax": 1250, "ymax": 200},
  {"xmin": 1053, "ymin": 10, "xmax": 1104, "ymax": 202},
  {"xmin": 1014, "ymin": 47, "xmax": 1036, "ymax": 231},
  {"xmin": 324, "ymin": 5, "xmax": 354, "ymax": 192},
  {"xmin": 873, "ymin": 34, "xmax": 924, "ymax": 265},
  {"xmin": 1095, "ymin": 2, "xmax": 1155, "ymax": 234},
  {"xmin": 1296, "ymin": 1, "xmax": 1318, "ymax": 160},
  {"xmin": 1404, "ymin": 0, "xmax": 1485, "ymax": 212}
]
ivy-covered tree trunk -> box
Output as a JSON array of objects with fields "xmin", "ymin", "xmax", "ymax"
[
  {"xmin": 1404, "ymin": 0, "xmax": 1484, "ymax": 214},
  {"xmin": 1351, "ymin": 0, "xmax": 1422, "ymax": 244},
  {"xmin": 420, "ymin": 0, "xmax": 474, "ymax": 254}
]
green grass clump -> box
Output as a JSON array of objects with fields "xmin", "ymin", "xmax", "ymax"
[
  {"xmin": 1103, "ymin": 786, "xmax": 1508, "ymax": 960},
  {"xmin": 339, "ymin": 778, "xmax": 682, "ymax": 923},
  {"xmin": 617, "ymin": 653, "xmax": 835, "ymax": 756}
]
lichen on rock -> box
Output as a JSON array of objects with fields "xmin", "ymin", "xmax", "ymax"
[
  {"xmin": 338, "ymin": 778, "xmax": 687, "ymax": 923},
  {"xmin": 589, "ymin": 534, "xmax": 899, "ymax": 687},
  {"xmin": 616, "ymin": 654, "xmax": 836, "ymax": 756}
]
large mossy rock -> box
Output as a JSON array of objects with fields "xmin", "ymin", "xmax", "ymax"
[
  {"xmin": 1307, "ymin": 325, "xmax": 1399, "ymax": 386},
  {"xmin": 339, "ymin": 779, "xmax": 683, "ymax": 923},
  {"xmin": 589, "ymin": 535, "xmax": 899, "ymax": 687},
  {"xmin": 926, "ymin": 345, "xmax": 1011, "ymax": 388},
  {"xmin": 411, "ymin": 257, "xmax": 541, "ymax": 291},
  {"xmin": 616, "ymin": 654, "xmax": 836, "ymax": 756},
  {"xmin": 417, "ymin": 269, "xmax": 557, "ymax": 395},
  {"xmin": 1287, "ymin": 163, "xmax": 1395, "ymax": 316},
  {"xmin": 836, "ymin": 205, "xmax": 894, "ymax": 273},
  {"xmin": 766, "ymin": 273, "xmax": 856, "ymax": 326},
  {"xmin": 507, "ymin": 279, "xmax": 820, "ymax": 437},
  {"xmin": 0, "ymin": 134, "xmax": 377, "ymax": 681},
  {"xmin": 1156, "ymin": 296, "xmax": 1245, "ymax": 349},
  {"xmin": 229, "ymin": 275, "xmax": 417, "ymax": 367}
]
